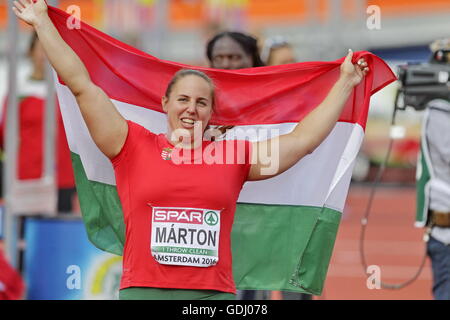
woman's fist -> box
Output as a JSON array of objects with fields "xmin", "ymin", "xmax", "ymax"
[{"xmin": 340, "ymin": 49, "xmax": 370, "ymax": 87}]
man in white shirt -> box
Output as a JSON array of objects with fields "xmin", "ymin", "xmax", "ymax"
[{"xmin": 417, "ymin": 39, "xmax": 450, "ymax": 300}]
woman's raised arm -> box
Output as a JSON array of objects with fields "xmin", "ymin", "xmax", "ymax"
[
  {"xmin": 13, "ymin": 0, "xmax": 127, "ymax": 159},
  {"xmin": 248, "ymin": 49, "xmax": 369, "ymax": 181}
]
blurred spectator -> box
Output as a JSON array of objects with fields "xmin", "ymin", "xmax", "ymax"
[
  {"xmin": 261, "ymin": 36, "xmax": 297, "ymax": 66},
  {"xmin": 0, "ymin": 32, "xmax": 77, "ymax": 213},
  {"xmin": 206, "ymin": 31, "xmax": 264, "ymax": 136},
  {"xmin": 206, "ymin": 31, "xmax": 264, "ymax": 69},
  {"xmin": 419, "ymin": 39, "xmax": 450, "ymax": 300}
]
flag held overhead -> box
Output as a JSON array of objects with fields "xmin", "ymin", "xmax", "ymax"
[{"xmin": 47, "ymin": 5, "xmax": 396, "ymax": 295}]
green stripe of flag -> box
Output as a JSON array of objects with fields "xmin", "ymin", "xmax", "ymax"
[
  {"xmin": 71, "ymin": 152, "xmax": 125, "ymax": 255},
  {"xmin": 232, "ymin": 203, "xmax": 341, "ymax": 295}
]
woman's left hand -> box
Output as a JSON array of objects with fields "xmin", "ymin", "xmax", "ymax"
[{"xmin": 340, "ymin": 49, "xmax": 369, "ymax": 87}]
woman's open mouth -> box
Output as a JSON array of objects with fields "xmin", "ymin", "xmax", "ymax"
[{"xmin": 180, "ymin": 118, "xmax": 197, "ymax": 128}]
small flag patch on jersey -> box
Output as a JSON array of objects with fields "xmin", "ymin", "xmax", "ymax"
[{"xmin": 161, "ymin": 147, "xmax": 172, "ymax": 160}]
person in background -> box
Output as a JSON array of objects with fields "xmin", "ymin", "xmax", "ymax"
[
  {"xmin": 0, "ymin": 32, "xmax": 78, "ymax": 273},
  {"xmin": 0, "ymin": 32, "xmax": 77, "ymax": 214},
  {"xmin": 418, "ymin": 38, "xmax": 450, "ymax": 300},
  {"xmin": 261, "ymin": 36, "xmax": 297, "ymax": 66},
  {"xmin": 206, "ymin": 31, "xmax": 264, "ymax": 70}
]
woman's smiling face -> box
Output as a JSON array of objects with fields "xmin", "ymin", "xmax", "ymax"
[{"xmin": 162, "ymin": 74, "xmax": 214, "ymax": 145}]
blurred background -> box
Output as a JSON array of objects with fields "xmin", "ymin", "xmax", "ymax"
[{"xmin": 1, "ymin": 0, "xmax": 449, "ymax": 300}]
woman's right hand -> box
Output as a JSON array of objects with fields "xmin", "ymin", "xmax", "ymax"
[{"xmin": 12, "ymin": 0, "xmax": 48, "ymax": 27}]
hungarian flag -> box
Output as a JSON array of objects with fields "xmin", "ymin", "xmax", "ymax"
[{"xmin": 48, "ymin": 6, "xmax": 396, "ymax": 295}]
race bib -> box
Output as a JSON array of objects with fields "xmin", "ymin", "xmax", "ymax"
[{"xmin": 150, "ymin": 206, "xmax": 221, "ymax": 267}]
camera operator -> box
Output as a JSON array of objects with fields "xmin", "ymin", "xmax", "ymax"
[{"xmin": 416, "ymin": 39, "xmax": 450, "ymax": 300}]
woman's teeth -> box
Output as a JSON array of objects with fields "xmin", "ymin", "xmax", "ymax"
[{"xmin": 181, "ymin": 118, "xmax": 195, "ymax": 124}]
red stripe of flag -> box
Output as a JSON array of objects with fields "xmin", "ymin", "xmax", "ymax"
[{"xmin": 48, "ymin": 6, "xmax": 396, "ymax": 129}]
